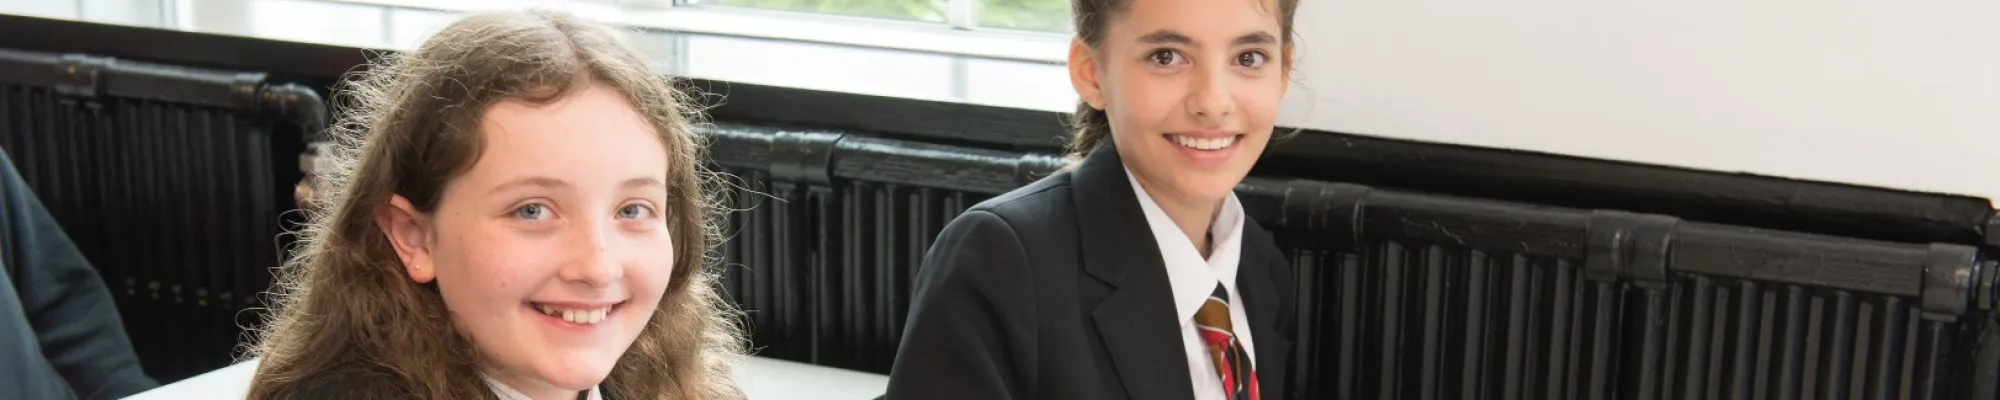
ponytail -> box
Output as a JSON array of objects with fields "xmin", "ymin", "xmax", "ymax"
[{"xmin": 1066, "ymin": 100, "xmax": 1112, "ymax": 161}]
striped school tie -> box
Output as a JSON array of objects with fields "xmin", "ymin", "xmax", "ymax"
[{"xmin": 1194, "ymin": 283, "xmax": 1259, "ymax": 400}]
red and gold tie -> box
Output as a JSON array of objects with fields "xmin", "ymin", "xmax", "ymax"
[{"xmin": 1194, "ymin": 283, "xmax": 1259, "ymax": 400}]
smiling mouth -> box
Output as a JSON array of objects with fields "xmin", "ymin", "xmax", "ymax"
[
  {"xmin": 1168, "ymin": 134, "xmax": 1244, "ymax": 150},
  {"xmin": 530, "ymin": 302, "xmax": 624, "ymax": 325}
]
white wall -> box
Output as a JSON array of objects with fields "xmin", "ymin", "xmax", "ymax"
[{"xmin": 1276, "ymin": 0, "xmax": 2000, "ymax": 203}]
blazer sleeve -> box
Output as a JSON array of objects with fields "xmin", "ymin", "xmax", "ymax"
[
  {"xmin": 0, "ymin": 149, "xmax": 157, "ymax": 399},
  {"xmin": 885, "ymin": 210, "xmax": 1038, "ymax": 400}
]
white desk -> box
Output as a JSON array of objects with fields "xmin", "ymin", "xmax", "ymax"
[{"xmin": 125, "ymin": 357, "xmax": 887, "ymax": 399}]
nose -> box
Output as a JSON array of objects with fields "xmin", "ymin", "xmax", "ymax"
[
  {"xmin": 558, "ymin": 219, "xmax": 622, "ymax": 288},
  {"xmin": 1186, "ymin": 64, "xmax": 1235, "ymax": 123}
]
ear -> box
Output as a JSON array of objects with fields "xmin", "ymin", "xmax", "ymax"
[
  {"xmin": 1069, "ymin": 39, "xmax": 1107, "ymax": 111},
  {"xmin": 375, "ymin": 194, "xmax": 437, "ymax": 283}
]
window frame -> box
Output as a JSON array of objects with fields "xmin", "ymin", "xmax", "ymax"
[
  {"xmin": 7, "ymin": 0, "xmax": 1080, "ymax": 110},
  {"xmin": 314, "ymin": 0, "xmax": 1070, "ymax": 64}
]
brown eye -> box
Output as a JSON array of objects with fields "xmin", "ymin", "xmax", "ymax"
[
  {"xmin": 1148, "ymin": 49, "xmax": 1183, "ymax": 66},
  {"xmin": 1238, "ymin": 51, "xmax": 1269, "ymax": 68}
]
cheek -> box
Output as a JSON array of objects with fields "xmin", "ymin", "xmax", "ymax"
[
  {"xmin": 1234, "ymin": 78, "xmax": 1286, "ymax": 127},
  {"xmin": 1236, "ymin": 78, "xmax": 1288, "ymax": 154},
  {"xmin": 433, "ymin": 225, "xmax": 548, "ymax": 311},
  {"xmin": 626, "ymin": 229, "xmax": 679, "ymax": 302},
  {"xmin": 1106, "ymin": 71, "xmax": 1184, "ymax": 136}
]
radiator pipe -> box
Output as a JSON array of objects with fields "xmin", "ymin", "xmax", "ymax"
[{"xmin": 257, "ymin": 82, "xmax": 328, "ymax": 210}]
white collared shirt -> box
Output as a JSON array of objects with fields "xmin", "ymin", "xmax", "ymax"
[
  {"xmin": 481, "ymin": 373, "xmax": 604, "ymax": 400},
  {"xmin": 1124, "ymin": 168, "xmax": 1256, "ymax": 400}
]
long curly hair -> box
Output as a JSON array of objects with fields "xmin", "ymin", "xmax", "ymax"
[{"xmin": 245, "ymin": 9, "xmax": 745, "ymax": 399}]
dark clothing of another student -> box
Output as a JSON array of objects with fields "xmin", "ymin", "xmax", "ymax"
[{"xmin": 0, "ymin": 149, "xmax": 158, "ymax": 399}]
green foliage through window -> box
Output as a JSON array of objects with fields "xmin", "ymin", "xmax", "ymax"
[
  {"xmin": 704, "ymin": 0, "xmax": 945, "ymax": 22},
  {"xmin": 699, "ymin": 0, "xmax": 1071, "ymax": 32},
  {"xmin": 980, "ymin": 0, "xmax": 1069, "ymax": 32}
]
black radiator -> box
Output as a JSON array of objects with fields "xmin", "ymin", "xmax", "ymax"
[
  {"xmin": 708, "ymin": 125, "xmax": 1062, "ymax": 373},
  {"xmin": 703, "ymin": 122, "xmax": 2000, "ymax": 399},
  {"xmin": 1261, "ymin": 181, "xmax": 1994, "ymax": 399},
  {"xmin": 0, "ymin": 48, "xmax": 322, "ymax": 382}
]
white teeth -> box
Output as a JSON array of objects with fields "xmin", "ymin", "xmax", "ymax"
[
  {"xmin": 538, "ymin": 304, "xmax": 611, "ymax": 325},
  {"xmin": 1172, "ymin": 135, "xmax": 1237, "ymax": 150}
]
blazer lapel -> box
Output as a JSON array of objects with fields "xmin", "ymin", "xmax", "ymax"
[
  {"xmin": 1236, "ymin": 221, "xmax": 1293, "ymax": 398},
  {"xmin": 1072, "ymin": 144, "xmax": 1196, "ymax": 400}
]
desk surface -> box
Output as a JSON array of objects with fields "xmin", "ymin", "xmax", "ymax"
[{"xmin": 125, "ymin": 357, "xmax": 887, "ymax": 399}]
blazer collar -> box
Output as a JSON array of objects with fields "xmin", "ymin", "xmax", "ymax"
[
  {"xmin": 1072, "ymin": 142, "xmax": 1163, "ymax": 287},
  {"xmin": 1234, "ymin": 222, "xmax": 1292, "ymax": 396},
  {"xmin": 1071, "ymin": 143, "xmax": 1197, "ymax": 400}
]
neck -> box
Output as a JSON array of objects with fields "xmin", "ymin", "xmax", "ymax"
[
  {"xmin": 484, "ymin": 367, "xmax": 587, "ymax": 400},
  {"xmin": 1142, "ymin": 185, "xmax": 1224, "ymax": 259},
  {"xmin": 517, "ymin": 382, "xmax": 585, "ymax": 400}
]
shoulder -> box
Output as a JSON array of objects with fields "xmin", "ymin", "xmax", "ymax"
[
  {"xmin": 917, "ymin": 173, "xmax": 1076, "ymax": 287},
  {"xmin": 960, "ymin": 170, "xmax": 1074, "ymax": 235}
]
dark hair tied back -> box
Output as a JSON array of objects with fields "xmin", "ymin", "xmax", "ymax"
[{"xmin": 1064, "ymin": 0, "xmax": 1302, "ymax": 159}]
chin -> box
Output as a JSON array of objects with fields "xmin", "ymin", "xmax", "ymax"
[
  {"xmin": 1174, "ymin": 172, "xmax": 1249, "ymax": 201},
  {"xmin": 535, "ymin": 353, "xmax": 620, "ymax": 390}
]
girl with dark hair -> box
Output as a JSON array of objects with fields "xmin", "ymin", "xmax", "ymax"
[{"xmin": 887, "ymin": 0, "xmax": 1302, "ymax": 398}]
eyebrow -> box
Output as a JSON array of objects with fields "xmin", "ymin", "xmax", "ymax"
[
  {"xmin": 1137, "ymin": 29, "xmax": 1280, "ymax": 48},
  {"xmin": 1234, "ymin": 32, "xmax": 1278, "ymax": 47},
  {"xmin": 622, "ymin": 177, "xmax": 667, "ymax": 191},
  {"xmin": 488, "ymin": 176, "xmax": 666, "ymax": 195},
  {"xmin": 1138, "ymin": 30, "xmax": 1193, "ymax": 46},
  {"xmin": 490, "ymin": 176, "xmax": 568, "ymax": 195}
]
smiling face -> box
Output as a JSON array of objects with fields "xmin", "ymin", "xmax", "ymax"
[
  {"xmin": 1071, "ymin": 0, "xmax": 1291, "ymax": 205},
  {"xmin": 377, "ymin": 83, "xmax": 674, "ymax": 398}
]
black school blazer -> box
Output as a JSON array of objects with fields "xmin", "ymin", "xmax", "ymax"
[
  {"xmin": 287, "ymin": 368, "xmax": 623, "ymax": 400},
  {"xmin": 885, "ymin": 144, "xmax": 1296, "ymax": 400}
]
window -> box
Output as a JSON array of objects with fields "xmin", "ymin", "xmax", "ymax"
[
  {"xmin": 681, "ymin": 0, "xmax": 1071, "ymax": 32},
  {"xmin": 692, "ymin": 0, "xmax": 946, "ymax": 24},
  {"xmin": 977, "ymin": 0, "xmax": 1067, "ymax": 32},
  {"xmin": 0, "ymin": 0, "xmax": 170, "ymax": 28},
  {"xmin": 247, "ymin": 0, "xmax": 387, "ymax": 48},
  {"xmin": 12, "ymin": 0, "xmax": 1080, "ymax": 111}
]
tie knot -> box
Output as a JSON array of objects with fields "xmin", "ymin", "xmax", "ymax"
[
  {"xmin": 1194, "ymin": 283, "xmax": 1234, "ymax": 335},
  {"xmin": 1193, "ymin": 282, "xmax": 1259, "ymax": 399}
]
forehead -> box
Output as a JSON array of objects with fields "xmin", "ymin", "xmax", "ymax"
[
  {"xmin": 462, "ymin": 85, "xmax": 669, "ymax": 185},
  {"xmin": 1110, "ymin": 0, "xmax": 1283, "ymax": 38}
]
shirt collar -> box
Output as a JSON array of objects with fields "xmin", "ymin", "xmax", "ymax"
[
  {"xmin": 481, "ymin": 373, "xmax": 604, "ymax": 400},
  {"xmin": 1123, "ymin": 167, "xmax": 1247, "ymax": 326}
]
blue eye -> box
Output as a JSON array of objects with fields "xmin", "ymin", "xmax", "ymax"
[
  {"xmin": 618, "ymin": 204, "xmax": 655, "ymax": 219},
  {"xmin": 513, "ymin": 203, "xmax": 550, "ymax": 220}
]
